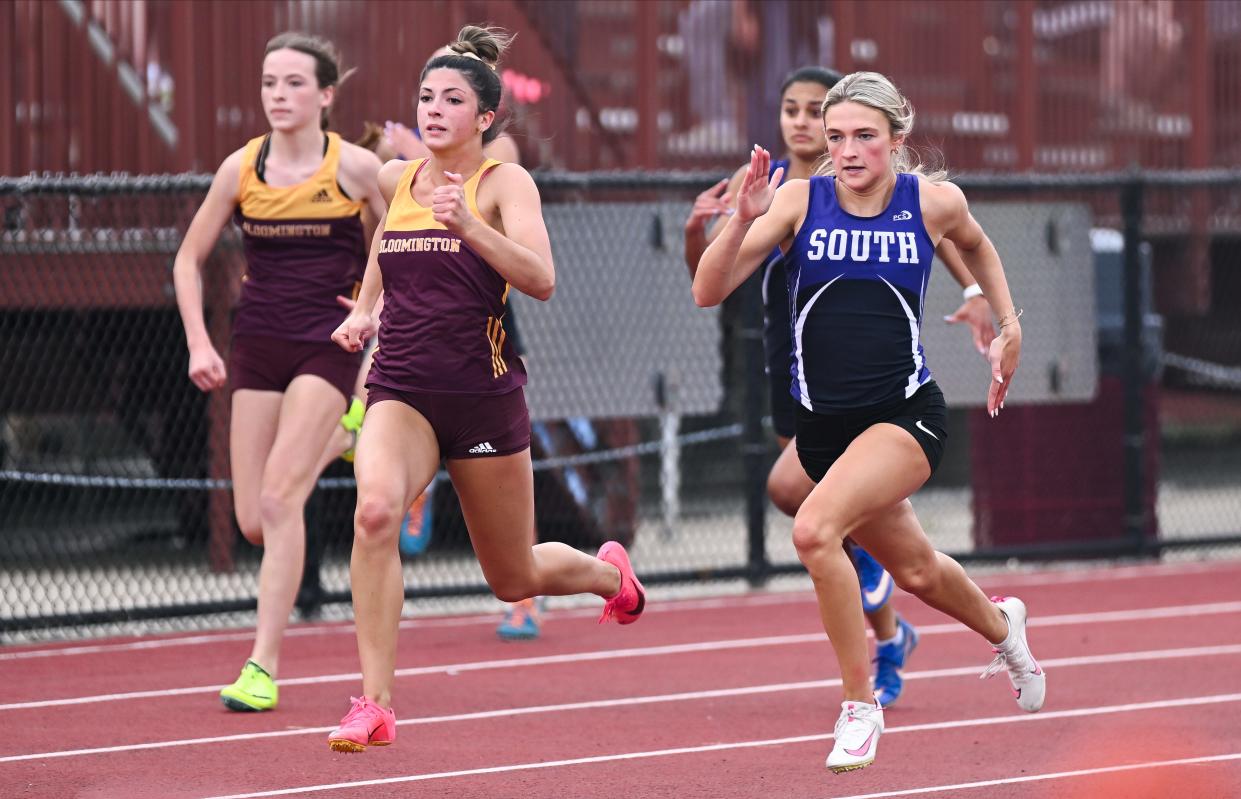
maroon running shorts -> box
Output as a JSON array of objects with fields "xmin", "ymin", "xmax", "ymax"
[
  {"xmin": 365, "ymin": 384, "xmax": 531, "ymax": 459},
  {"xmin": 230, "ymin": 335, "xmax": 361, "ymax": 408}
]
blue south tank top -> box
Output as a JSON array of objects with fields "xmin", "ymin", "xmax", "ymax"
[{"xmin": 784, "ymin": 172, "xmax": 937, "ymax": 411}]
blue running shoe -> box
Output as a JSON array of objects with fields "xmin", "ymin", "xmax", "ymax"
[
  {"xmin": 873, "ymin": 616, "xmax": 919, "ymax": 707},
  {"xmin": 496, "ymin": 597, "xmax": 543, "ymax": 641},
  {"xmin": 398, "ymin": 487, "xmax": 433, "ymax": 557},
  {"xmin": 853, "ymin": 546, "xmax": 893, "ymax": 612}
]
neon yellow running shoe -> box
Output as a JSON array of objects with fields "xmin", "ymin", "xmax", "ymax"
[
  {"xmin": 340, "ymin": 397, "xmax": 366, "ymax": 463},
  {"xmin": 220, "ymin": 659, "xmax": 278, "ymax": 712}
]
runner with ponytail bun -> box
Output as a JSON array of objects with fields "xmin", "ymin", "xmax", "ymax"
[{"xmin": 326, "ymin": 26, "xmax": 646, "ymax": 754}]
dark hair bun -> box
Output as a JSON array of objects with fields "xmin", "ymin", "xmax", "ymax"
[{"xmin": 449, "ymin": 25, "xmax": 512, "ymax": 67}]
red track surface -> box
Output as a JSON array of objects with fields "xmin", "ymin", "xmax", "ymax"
[{"xmin": 3, "ymin": 560, "xmax": 1241, "ymax": 798}]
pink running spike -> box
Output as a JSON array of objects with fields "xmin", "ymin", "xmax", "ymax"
[
  {"xmin": 328, "ymin": 696, "xmax": 396, "ymax": 753},
  {"xmin": 597, "ymin": 541, "xmax": 646, "ymax": 625}
]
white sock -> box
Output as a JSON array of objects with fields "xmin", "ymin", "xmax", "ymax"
[
  {"xmin": 876, "ymin": 625, "xmax": 903, "ymax": 649},
  {"xmin": 995, "ymin": 608, "xmax": 1015, "ymax": 649}
]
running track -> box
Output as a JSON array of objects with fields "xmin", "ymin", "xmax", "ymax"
[{"xmin": 3, "ymin": 560, "xmax": 1240, "ymax": 798}]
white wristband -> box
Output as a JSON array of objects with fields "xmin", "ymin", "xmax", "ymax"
[{"xmin": 962, "ymin": 284, "xmax": 983, "ymax": 300}]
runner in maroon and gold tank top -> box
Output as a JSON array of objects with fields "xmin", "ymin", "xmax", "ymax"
[
  {"xmin": 173, "ymin": 32, "xmax": 386, "ymax": 714},
  {"xmin": 233, "ymin": 130, "xmax": 367, "ymax": 350},
  {"xmin": 366, "ymin": 155, "xmax": 527, "ymax": 399},
  {"xmin": 324, "ymin": 25, "xmax": 646, "ymax": 754}
]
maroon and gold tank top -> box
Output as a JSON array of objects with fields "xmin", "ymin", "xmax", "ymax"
[
  {"xmin": 367, "ymin": 158, "xmax": 526, "ymax": 395},
  {"xmin": 232, "ymin": 131, "xmax": 366, "ymax": 342}
]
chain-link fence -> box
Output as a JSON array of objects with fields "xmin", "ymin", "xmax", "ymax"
[{"xmin": 3, "ymin": 171, "xmax": 1240, "ymax": 637}]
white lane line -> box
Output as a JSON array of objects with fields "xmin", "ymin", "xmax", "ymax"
[
  {"xmin": 827, "ymin": 753, "xmax": 1241, "ymax": 798},
  {"xmin": 4, "ymin": 559, "xmax": 1233, "ymax": 662},
  {"xmin": 5, "ymin": 644, "xmax": 1241, "ymax": 764},
  {"xmin": 0, "ymin": 593, "xmax": 810, "ymax": 662},
  {"xmin": 192, "ymin": 694, "xmax": 1241, "ymax": 799},
  {"xmin": 5, "ymin": 600, "xmax": 1241, "ymax": 712},
  {"xmin": 975, "ymin": 558, "xmax": 1236, "ymax": 586}
]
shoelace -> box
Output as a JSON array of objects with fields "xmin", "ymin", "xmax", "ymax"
[
  {"xmin": 338, "ymin": 697, "xmax": 371, "ymax": 726},
  {"xmin": 979, "ymin": 649, "xmax": 1008, "ymax": 680},
  {"xmin": 834, "ymin": 707, "xmax": 877, "ymax": 741},
  {"xmin": 598, "ymin": 580, "xmax": 629, "ymax": 624},
  {"xmin": 872, "ymin": 655, "xmax": 899, "ymax": 689},
  {"xmin": 979, "ymin": 645, "xmax": 1032, "ymax": 681},
  {"xmin": 873, "ymin": 647, "xmax": 902, "ymax": 667}
]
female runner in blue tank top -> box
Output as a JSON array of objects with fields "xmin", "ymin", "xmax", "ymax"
[
  {"xmin": 325, "ymin": 26, "xmax": 645, "ymax": 753},
  {"xmin": 694, "ymin": 71, "xmax": 1044, "ymax": 774},
  {"xmin": 684, "ymin": 66, "xmax": 996, "ymax": 710}
]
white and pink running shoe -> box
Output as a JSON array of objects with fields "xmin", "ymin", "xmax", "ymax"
[
  {"xmin": 981, "ymin": 596, "xmax": 1046, "ymax": 712},
  {"xmin": 826, "ymin": 697, "xmax": 884, "ymax": 773}
]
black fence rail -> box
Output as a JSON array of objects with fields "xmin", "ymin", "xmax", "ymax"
[{"xmin": 2, "ymin": 170, "xmax": 1240, "ymax": 636}]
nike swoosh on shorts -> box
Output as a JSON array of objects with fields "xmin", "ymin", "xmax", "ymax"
[{"xmin": 914, "ymin": 419, "xmax": 938, "ymax": 441}]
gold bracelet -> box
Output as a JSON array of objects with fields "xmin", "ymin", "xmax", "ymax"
[{"xmin": 998, "ymin": 308, "xmax": 1024, "ymax": 328}]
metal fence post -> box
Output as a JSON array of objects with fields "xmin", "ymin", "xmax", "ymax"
[
  {"xmin": 297, "ymin": 487, "xmax": 325, "ymax": 618},
  {"xmin": 739, "ymin": 272, "xmax": 769, "ymax": 586},
  {"xmin": 1120, "ymin": 172, "xmax": 1148, "ymax": 551},
  {"xmin": 654, "ymin": 370, "xmax": 682, "ymax": 539}
]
